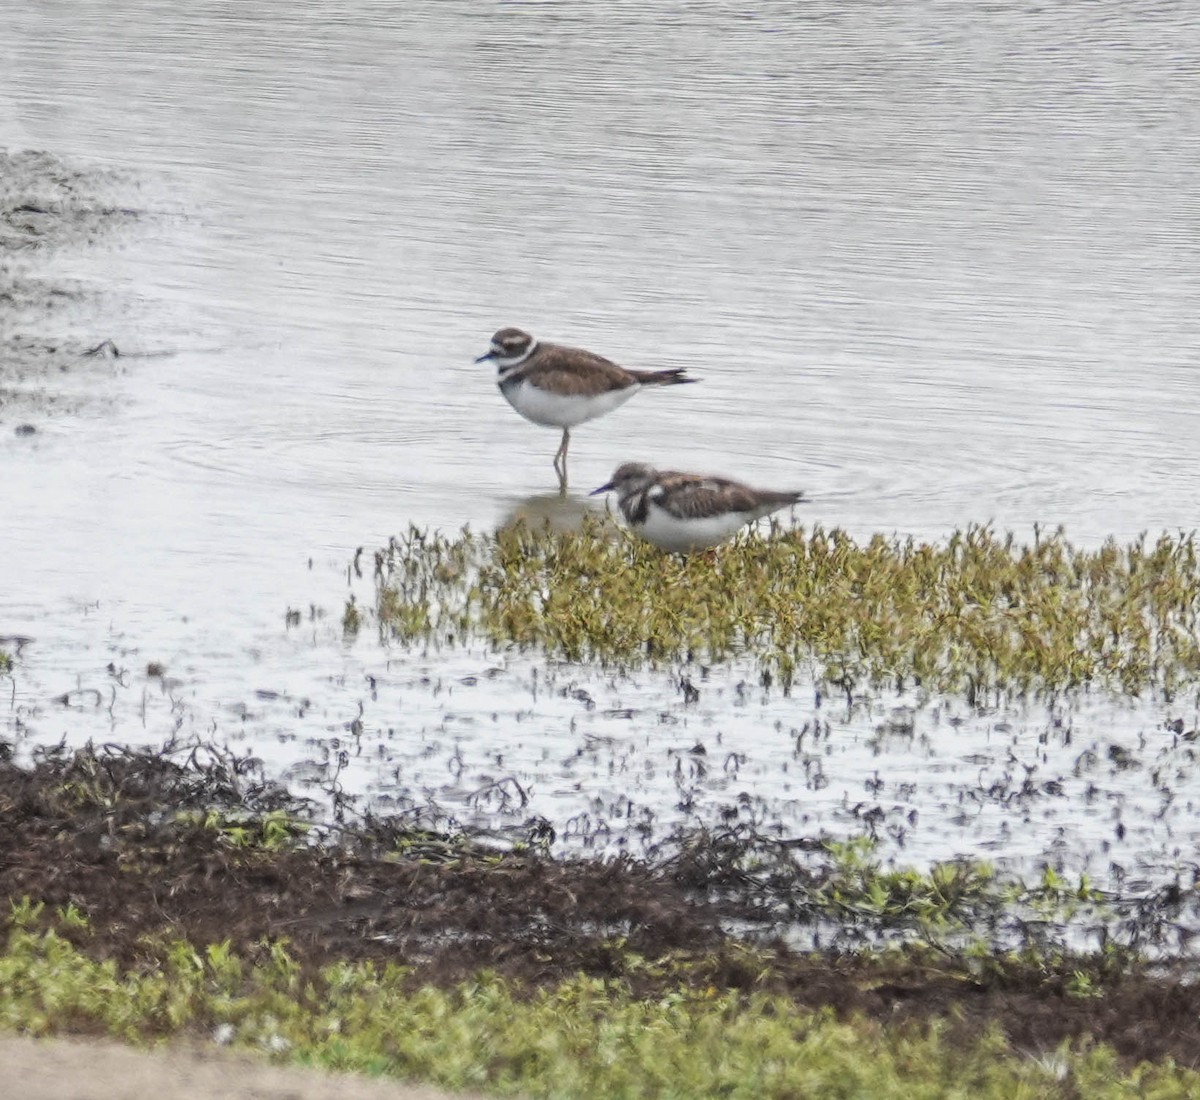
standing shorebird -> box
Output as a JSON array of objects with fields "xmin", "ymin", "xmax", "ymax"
[
  {"xmin": 591, "ymin": 462, "xmax": 805, "ymax": 553},
  {"xmin": 475, "ymin": 327, "xmax": 696, "ymax": 490}
]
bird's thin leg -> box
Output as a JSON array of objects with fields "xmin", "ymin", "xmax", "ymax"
[{"xmin": 553, "ymin": 428, "xmax": 570, "ymax": 492}]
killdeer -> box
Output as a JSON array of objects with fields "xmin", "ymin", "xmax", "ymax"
[
  {"xmin": 475, "ymin": 327, "xmax": 696, "ymax": 489},
  {"xmin": 590, "ymin": 462, "xmax": 805, "ymax": 553}
]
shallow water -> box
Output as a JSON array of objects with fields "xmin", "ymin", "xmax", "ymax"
[{"xmin": 3, "ymin": 2, "xmax": 1200, "ymax": 884}]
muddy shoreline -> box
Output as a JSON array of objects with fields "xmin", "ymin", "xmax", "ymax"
[{"xmin": 4, "ymin": 736, "xmax": 1200, "ymax": 1073}]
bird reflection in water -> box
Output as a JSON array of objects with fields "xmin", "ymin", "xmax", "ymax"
[{"xmin": 496, "ymin": 490, "xmax": 598, "ymax": 535}]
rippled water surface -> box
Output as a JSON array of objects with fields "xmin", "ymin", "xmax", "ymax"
[{"xmin": 3, "ymin": 2, "xmax": 1200, "ymax": 880}]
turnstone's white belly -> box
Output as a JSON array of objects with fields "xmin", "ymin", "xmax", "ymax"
[
  {"xmin": 637, "ymin": 500, "xmax": 760, "ymax": 553},
  {"xmin": 502, "ymin": 378, "xmax": 639, "ymax": 429}
]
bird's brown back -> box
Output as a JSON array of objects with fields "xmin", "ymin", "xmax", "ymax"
[
  {"xmin": 651, "ymin": 472, "xmax": 803, "ymax": 521},
  {"xmin": 513, "ymin": 342, "xmax": 693, "ymax": 396}
]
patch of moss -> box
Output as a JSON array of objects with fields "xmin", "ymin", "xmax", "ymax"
[{"xmin": 374, "ymin": 520, "xmax": 1200, "ymax": 699}]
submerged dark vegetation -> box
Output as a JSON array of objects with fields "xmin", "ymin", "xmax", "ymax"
[
  {"xmin": 373, "ymin": 519, "xmax": 1200, "ymax": 702},
  {"xmin": 1, "ymin": 148, "xmax": 145, "ymax": 425},
  {"xmin": 4, "ymin": 738, "xmax": 1200, "ymax": 1094}
]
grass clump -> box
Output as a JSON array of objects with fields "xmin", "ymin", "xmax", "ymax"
[
  {"xmin": 2, "ymin": 908, "xmax": 1197, "ymax": 1099},
  {"xmin": 374, "ymin": 520, "xmax": 1200, "ymax": 698}
]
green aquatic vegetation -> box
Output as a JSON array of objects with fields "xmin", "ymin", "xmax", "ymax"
[
  {"xmin": 2, "ymin": 910, "xmax": 1197, "ymax": 1098},
  {"xmin": 801, "ymin": 838, "xmax": 1124, "ymax": 954},
  {"xmin": 814, "ymin": 838, "xmax": 1006, "ymax": 930},
  {"xmin": 175, "ymin": 809, "xmax": 310, "ymax": 851},
  {"xmin": 373, "ymin": 519, "xmax": 1200, "ymax": 697}
]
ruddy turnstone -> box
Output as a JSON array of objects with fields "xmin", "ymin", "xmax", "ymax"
[
  {"xmin": 475, "ymin": 327, "xmax": 696, "ymax": 489},
  {"xmin": 590, "ymin": 462, "xmax": 805, "ymax": 553}
]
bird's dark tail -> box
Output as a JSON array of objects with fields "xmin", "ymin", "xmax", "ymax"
[
  {"xmin": 631, "ymin": 367, "xmax": 697, "ymax": 386},
  {"xmin": 764, "ymin": 490, "xmax": 806, "ymax": 508}
]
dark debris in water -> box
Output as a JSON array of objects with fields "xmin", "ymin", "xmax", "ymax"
[
  {"xmin": 1, "ymin": 149, "xmax": 143, "ymax": 423},
  {"xmin": 6, "ymin": 738, "xmax": 1200, "ymax": 1068},
  {"xmin": 0, "ymin": 150, "xmax": 140, "ymax": 253}
]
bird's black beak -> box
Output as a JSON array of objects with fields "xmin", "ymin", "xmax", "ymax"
[
  {"xmin": 474, "ymin": 350, "xmax": 495, "ymax": 363},
  {"xmin": 589, "ymin": 481, "xmax": 614, "ymax": 496}
]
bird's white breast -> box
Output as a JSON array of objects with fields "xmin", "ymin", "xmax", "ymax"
[
  {"xmin": 501, "ymin": 378, "xmax": 639, "ymax": 429},
  {"xmin": 634, "ymin": 501, "xmax": 758, "ymax": 552}
]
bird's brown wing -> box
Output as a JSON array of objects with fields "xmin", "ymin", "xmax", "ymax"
[
  {"xmin": 652, "ymin": 472, "xmax": 802, "ymax": 520},
  {"xmin": 517, "ymin": 343, "xmax": 638, "ymax": 396}
]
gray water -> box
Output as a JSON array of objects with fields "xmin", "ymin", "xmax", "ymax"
[{"xmin": 3, "ymin": 1, "xmax": 1200, "ymax": 882}]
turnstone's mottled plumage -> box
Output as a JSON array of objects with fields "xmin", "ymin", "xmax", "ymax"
[{"xmin": 591, "ymin": 462, "xmax": 805, "ymax": 552}]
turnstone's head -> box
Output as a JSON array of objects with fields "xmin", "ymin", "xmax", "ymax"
[
  {"xmin": 590, "ymin": 462, "xmax": 659, "ymax": 499},
  {"xmin": 475, "ymin": 327, "xmax": 536, "ymax": 366}
]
